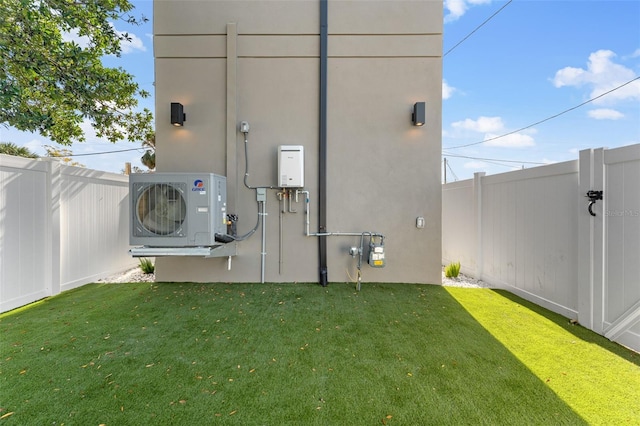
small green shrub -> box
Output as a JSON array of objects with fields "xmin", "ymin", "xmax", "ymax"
[
  {"xmin": 139, "ymin": 258, "xmax": 155, "ymax": 274},
  {"xmin": 445, "ymin": 261, "xmax": 461, "ymax": 278}
]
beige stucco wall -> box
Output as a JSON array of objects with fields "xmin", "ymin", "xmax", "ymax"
[{"xmin": 153, "ymin": 0, "xmax": 442, "ymax": 284}]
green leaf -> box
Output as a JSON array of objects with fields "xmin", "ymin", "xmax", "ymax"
[{"xmin": 0, "ymin": 0, "xmax": 153, "ymax": 146}]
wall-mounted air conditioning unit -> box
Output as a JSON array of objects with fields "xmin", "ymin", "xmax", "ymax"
[{"xmin": 129, "ymin": 173, "xmax": 227, "ymax": 247}]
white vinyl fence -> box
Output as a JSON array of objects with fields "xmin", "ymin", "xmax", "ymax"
[
  {"xmin": 443, "ymin": 144, "xmax": 640, "ymax": 352},
  {"xmin": 0, "ymin": 155, "xmax": 137, "ymax": 313}
]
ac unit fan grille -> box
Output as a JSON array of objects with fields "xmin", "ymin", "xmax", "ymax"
[{"xmin": 135, "ymin": 183, "xmax": 187, "ymax": 236}]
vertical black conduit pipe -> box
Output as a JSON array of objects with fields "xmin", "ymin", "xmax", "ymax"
[{"xmin": 318, "ymin": 0, "xmax": 328, "ymax": 286}]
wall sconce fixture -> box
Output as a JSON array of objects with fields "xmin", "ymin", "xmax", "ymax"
[
  {"xmin": 412, "ymin": 102, "xmax": 425, "ymax": 126},
  {"xmin": 171, "ymin": 102, "xmax": 186, "ymax": 126}
]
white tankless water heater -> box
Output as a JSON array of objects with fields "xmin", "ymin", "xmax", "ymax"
[
  {"xmin": 278, "ymin": 145, "xmax": 304, "ymax": 188},
  {"xmin": 129, "ymin": 173, "xmax": 227, "ymax": 247}
]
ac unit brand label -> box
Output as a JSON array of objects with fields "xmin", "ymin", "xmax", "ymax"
[{"xmin": 192, "ymin": 179, "xmax": 205, "ymax": 192}]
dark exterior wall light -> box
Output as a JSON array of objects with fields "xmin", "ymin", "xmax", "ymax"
[
  {"xmin": 412, "ymin": 102, "xmax": 425, "ymax": 126},
  {"xmin": 171, "ymin": 102, "xmax": 186, "ymax": 126}
]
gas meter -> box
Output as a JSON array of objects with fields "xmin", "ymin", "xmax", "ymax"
[{"xmin": 368, "ymin": 235, "xmax": 385, "ymax": 268}]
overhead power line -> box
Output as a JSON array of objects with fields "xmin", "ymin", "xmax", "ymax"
[
  {"xmin": 62, "ymin": 147, "xmax": 145, "ymax": 157},
  {"xmin": 444, "ymin": 0, "xmax": 513, "ymax": 57},
  {"xmin": 442, "ymin": 152, "xmax": 547, "ymax": 165},
  {"xmin": 444, "ymin": 76, "xmax": 640, "ymax": 150},
  {"xmin": 479, "ymin": 159, "xmax": 524, "ymax": 169}
]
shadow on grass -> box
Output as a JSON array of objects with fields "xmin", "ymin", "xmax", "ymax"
[
  {"xmin": 0, "ymin": 282, "xmax": 588, "ymax": 425},
  {"xmin": 495, "ymin": 289, "xmax": 640, "ymax": 367}
]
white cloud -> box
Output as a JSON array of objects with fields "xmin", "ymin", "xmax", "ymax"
[
  {"xmin": 63, "ymin": 26, "xmax": 146, "ymax": 54},
  {"xmin": 62, "ymin": 29, "xmax": 90, "ymax": 48},
  {"xmin": 24, "ymin": 139, "xmax": 46, "ymax": 155},
  {"xmin": 483, "ymin": 132, "xmax": 535, "ymax": 148},
  {"xmin": 452, "ymin": 116, "xmax": 504, "ymax": 133},
  {"xmin": 448, "ymin": 117, "xmax": 536, "ymax": 148},
  {"xmin": 552, "ymin": 50, "xmax": 640, "ymax": 105},
  {"xmin": 553, "ymin": 67, "xmax": 586, "ymax": 87},
  {"xmin": 468, "ymin": 1, "xmax": 493, "ymax": 6},
  {"xmin": 79, "ymin": 119, "xmax": 101, "ymax": 143},
  {"xmin": 444, "ymin": 0, "xmax": 467, "ymax": 22},
  {"xmin": 628, "ymin": 48, "xmax": 640, "ymax": 58},
  {"xmin": 115, "ymin": 28, "xmax": 147, "ymax": 54},
  {"xmin": 443, "ymin": 80, "xmax": 456, "ymax": 100},
  {"xmin": 444, "ymin": 0, "xmax": 492, "ymax": 23},
  {"xmin": 588, "ymin": 108, "xmax": 624, "ymax": 120}
]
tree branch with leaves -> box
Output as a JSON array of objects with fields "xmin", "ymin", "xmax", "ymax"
[
  {"xmin": 140, "ymin": 132, "xmax": 155, "ymax": 170},
  {"xmin": 0, "ymin": 0, "xmax": 153, "ymax": 146}
]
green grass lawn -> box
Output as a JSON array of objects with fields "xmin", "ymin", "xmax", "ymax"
[{"xmin": 1, "ymin": 282, "xmax": 638, "ymax": 425}]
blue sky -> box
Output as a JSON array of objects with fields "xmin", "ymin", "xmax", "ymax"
[
  {"xmin": 443, "ymin": 0, "xmax": 640, "ymax": 180},
  {"xmin": 1, "ymin": 0, "xmax": 639, "ymax": 180},
  {"xmin": 0, "ymin": 0, "xmax": 155, "ymax": 173}
]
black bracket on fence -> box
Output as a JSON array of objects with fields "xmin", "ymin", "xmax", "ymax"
[{"xmin": 586, "ymin": 190, "xmax": 603, "ymax": 217}]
